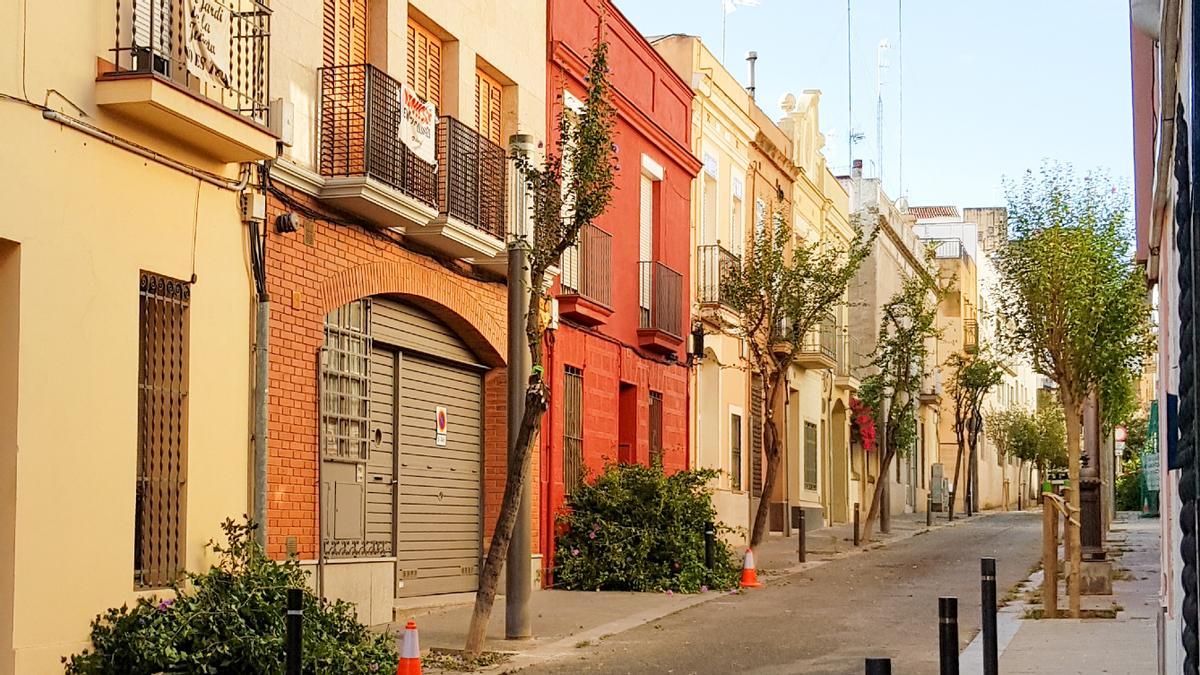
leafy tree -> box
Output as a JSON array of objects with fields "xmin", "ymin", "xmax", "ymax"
[
  {"xmin": 989, "ymin": 405, "xmax": 1066, "ymax": 504},
  {"xmin": 992, "ymin": 161, "xmax": 1153, "ymax": 617},
  {"xmin": 465, "ymin": 33, "xmax": 617, "ymax": 657},
  {"xmin": 857, "ymin": 274, "xmax": 940, "ymax": 542},
  {"xmin": 721, "ymin": 210, "xmax": 874, "ymax": 546},
  {"xmin": 946, "ymin": 353, "xmax": 1004, "ymax": 517}
]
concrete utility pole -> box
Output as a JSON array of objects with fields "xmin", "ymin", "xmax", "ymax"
[
  {"xmin": 505, "ymin": 134, "xmax": 534, "ymax": 640},
  {"xmin": 881, "ymin": 394, "xmax": 891, "ymax": 534}
]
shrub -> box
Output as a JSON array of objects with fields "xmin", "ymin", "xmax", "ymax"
[
  {"xmin": 553, "ymin": 464, "xmax": 741, "ymax": 592},
  {"xmin": 63, "ymin": 519, "xmax": 396, "ymax": 674},
  {"xmin": 1115, "ymin": 456, "xmax": 1143, "ymax": 512}
]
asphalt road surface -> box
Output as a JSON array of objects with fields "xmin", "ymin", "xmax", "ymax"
[{"xmin": 517, "ymin": 512, "xmax": 1042, "ymax": 675}]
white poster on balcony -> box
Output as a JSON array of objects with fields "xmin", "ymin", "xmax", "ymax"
[
  {"xmin": 184, "ymin": 0, "xmax": 231, "ymax": 87},
  {"xmin": 398, "ymin": 84, "xmax": 438, "ymax": 167}
]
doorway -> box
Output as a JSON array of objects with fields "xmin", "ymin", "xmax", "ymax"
[{"xmin": 618, "ymin": 382, "xmax": 637, "ymax": 464}]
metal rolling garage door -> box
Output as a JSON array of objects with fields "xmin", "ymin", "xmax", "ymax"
[{"xmin": 371, "ymin": 299, "xmax": 483, "ymax": 597}]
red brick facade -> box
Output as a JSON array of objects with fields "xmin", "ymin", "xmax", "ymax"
[
  {"xmin": 541, "ymin": 0, "xmax": 700, "ymax": 578},
  {"xmin": 263, "ymin": 185, "xmax": 538, "ymax": 561}
]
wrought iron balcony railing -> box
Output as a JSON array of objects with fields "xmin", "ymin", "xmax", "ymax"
[
  {"xmin": 696, "ymin": 243, "xmax": 741, "ymax": 308},
  {"xmin": 107, "ymin": 0, "xmax": 271, "ymax": 124},
  {"xmin": 799, "ymin": 319, "xmax": 838, "ymax": 362},
  {"xmin": 836, "ymin": 330, "xmax": 864, "ymax": 379},
  {"xmin": 963, "ymin": 318, "xmax": 979, "ymax": 353},
  {"xmin": 437, "ymin": 116, "xmax": 507, "ymax": 240},
  {"xmin": 319, "ymin": 64, "xmax": 437, "ymax": 207},
  {"xmin": 638, "ymin": 261, "xmax": 683, "ymax": 338},
  {"xmin": 928, "ymin": 238, "xmax": 968, "ymax": 260},
  {"xmin": 560, "ymin": 223, "xmax": 613, "ymax": 307}
]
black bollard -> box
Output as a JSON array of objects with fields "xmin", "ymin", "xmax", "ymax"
[
  {"xmin": 927, "ymin": 493, "xmax": 933, "ymax": 527},
  {"xmin": 798, "ymin": 510, "xmax": 807, "ymax": 563},
  {"xmin": 865, "ymin": 657, "xmax": 892, "ymax": 674},
  {"xmin": 704, "ymin": 521, "xmax": 715, "ymax": 570},
  {"xmin": 853, "ymin": 503, "xmax": 861, "ymax": 547},
  {"xmin": 286, "ymin": 588, "xmax": 302, "ymax": 675},
  {"xmin": 948, "ymin": 490, "xmax": 955, "ymax": 522},
  {"xmin": 938, "ymin": 596, "xmax": 959, "ymax": 675},
  {"xmin": 981, "ymin": 558, "xmax": 998, "ymax": 675}
]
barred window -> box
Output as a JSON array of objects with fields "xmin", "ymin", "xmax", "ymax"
[
  {"xmin": 135, "ymin": 272, "xmax": 190, "ymax": 589},
  {"xmin": 649, "ymin": 391, "xmax": 664, "ymax": 467},
  {"xmin": 322, "ymin": 300, "xmax": 371, "ymax": 462},
  {"xmin": 563, "ymin": 366, "xmax": 584, "ymax": 494}
]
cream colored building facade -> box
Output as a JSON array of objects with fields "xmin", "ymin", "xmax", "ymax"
[
  {"xmin": 842, "ymin": 172, "xmax": 941, "ymax": 521},
  {"xmin": 652, "ymin": 35, "xmax": 757, "ymax": 542},
  {"xmin": 777, "ymin": 92, "xmax": 857, "ymax": 529},
  {"xmin": 0, "ymin": 0, "xmax": 277, "ymax": 670}
]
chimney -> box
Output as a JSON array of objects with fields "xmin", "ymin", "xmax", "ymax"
[
  {"xmin": 746, "ymin": 51, "xmax": 758, "ymax": 99},
  {"xmin": 851, "ymin": 159, "xmax": 863, "ymax": 212}
]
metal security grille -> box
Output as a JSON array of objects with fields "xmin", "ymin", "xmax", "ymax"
[
  {"xmin": 804, "ymin": 422, "xmax": 818, "ymax": 491},
  {"xmin": 135, "ymin": 272, "xmax": 189, "ymax": 589},
  {"xmin": 649, "ymin": 391, "xmax": 664, "ymax": 466},
  {"xmin": 638, "ymin": 261, "xmax": 683, "ymax": 337},
  {"xmin": 322, "ymin": 300, "xmax": 371, "ymax": 462},
  {"xmin": 563, "ymin": 366, "xmax": 584, "ymax": 495},
  {"xmin": 730, "ymin": 413, "xmax": 743, "ymax": 491}
]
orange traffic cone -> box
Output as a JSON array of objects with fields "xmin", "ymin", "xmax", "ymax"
[
  {"xmin": 739, "ymin": 548, "xmax": 762, "ymax": 588},
  {"xmin": 396, "ymin": 619, "xmax": 422, "ymax": 675}
]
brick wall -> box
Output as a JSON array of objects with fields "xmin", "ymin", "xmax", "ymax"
[
  {"xmin": 264, "ymin": 185, "xmax": 538, "ymax": 561},
  {"xmin": 542, "ymin": 321, "xmax": 689, "ymax": 579}
]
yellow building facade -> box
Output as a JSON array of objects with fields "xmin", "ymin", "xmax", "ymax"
[
  {"xmin": 653, "ymin": 35, "xmax": 757, "ymax": 541},
  {"xmin": 0, "ymin": 0, "xmax": 276, "ymax": 670}
]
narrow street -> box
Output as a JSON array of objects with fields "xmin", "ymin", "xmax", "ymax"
[{"xmin": 517, "ymin": 513, "xmax": 1042, "ymax": 675}]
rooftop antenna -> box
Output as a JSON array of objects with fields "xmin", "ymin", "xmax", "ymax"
[
  {"xmin": 847, "ymin": 0, "xmax": 853, "ymax": 170},
  {"xmin": 898, "ymin": 0, "xmax": 905, "ymax": 198},
  {"xmin": 877, "ymin": 39, "xmax": 890, "ymax": 186},
  {"xmin": 746, "ymin": 51, "xmax": 758, "ymax": 99}
]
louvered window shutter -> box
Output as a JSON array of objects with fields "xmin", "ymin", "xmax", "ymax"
[
  {"xmin": 406, "ymin": 20, "xmax": 442, "ymax": 110},
  {"xmin": 475, "ymin": 70, "xmax": 503, "ymax": 146},
  {"xmin": 639, "ymin": 175, "xmax": 654, "ymax": 310},
  {"xmin": 324, "ymin": 0, "xmax": 367, "ymax": 67}
]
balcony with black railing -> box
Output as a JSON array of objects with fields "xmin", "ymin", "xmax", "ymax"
[
  {"xmin": 796, "ymin": 319, "xmax": 838, "ymax": 370},
  {"xmin": 637, "ymin": 261, "xmax": 684, "ymax": 353},
  {"xmin": 963, "ymin": 318, "xmax": 979, "ymax": 354},
  {"xmin": 98, "ymin": 0, "xmax": 275, "ymax": 162},
  {"xmin": 834, "ymin": 329, "xmax": 864, "ymax": 389},
  {"xmin": 696, "ymin": 243, "xmax": 740, "ymax": 312},
  {"xmin": 558, "ymin": 224, "xmax": 614, "ymax": 326},
  {"xmin": 318, "ymin": 64, "xmax": 508, "ymax": 260}
]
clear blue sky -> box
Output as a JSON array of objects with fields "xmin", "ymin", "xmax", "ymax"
[{"xmin": 614, "ymin": 0, "xmax": 1133, "ymax": 208}]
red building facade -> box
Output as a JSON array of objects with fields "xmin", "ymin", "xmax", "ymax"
[{"xmin": 541, "ymin": 0, "xmax": 700, "ymax": 577}]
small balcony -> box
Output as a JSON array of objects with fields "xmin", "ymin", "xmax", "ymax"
[
  {"xmin": 795, "ymin": 320, "xmax": 837, "ymax": 370},
  {"xmin": 637, "ymin": 261, "xmax": 684, "ymax": 353},
  {"xmin": 318, "ymin": 64, "xmax": 507, "ymax": 260},
  {"xmin": 696, "ymin": 243, "xmax": 740, "ymax": 315},
  {"xmin": 834, "ymin": 330, "xmax": 863, "ymax": 390},
  {"xmin": 558, "ymin": 224, "xmax": 613, "ymax": 326},
  {"xmin": 97, "ymin": 0, "xmax": 276, "ymax": 162},
  {"xmin": 963, "ymin": 318, "xmax": 979, "ymax": 354}
]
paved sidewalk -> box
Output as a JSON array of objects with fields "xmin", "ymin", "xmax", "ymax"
[
  {"xmin": 392, "ymin": 507, "xmax": 1006, "ymax": 673},
  {"xmin": 964, "ymin": 511, "xmax": 1160, "ymax": 674}
]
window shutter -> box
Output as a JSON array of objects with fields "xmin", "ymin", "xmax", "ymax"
[
  {"xmin": 639, "ymin": 175, "xmax": 654, "ymax": 309},
  {"xmin": 324, "ymin": 0, "xmax": 367, "ymax": 67},
  {"xmin": 475, "ymin": 70, "xmax": 503, "ymax": 146},
  {"xmin": 406, "ymin": 20, "xmax": 442, "ymax": 110}
]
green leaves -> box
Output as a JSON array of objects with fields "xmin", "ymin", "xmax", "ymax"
[
  {"xmin": 993, "ymin": 161, "xmax": 1152, "ymax": 410},
  {"xmin": 63, "ymin": 519, "xmax": 397, "ymax": 674},
  {"xmin": 553, "ymin": 465, "xmax": 741, "ymax": 593}
]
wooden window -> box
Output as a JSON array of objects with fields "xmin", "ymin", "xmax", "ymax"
[
  {"xmin": 564, "ymin": 366, "xmax": 584, "ymax": 494},
  {"xmin": 324, "ymin": 0, "xmax": 368, "ymax": 67},
  {"xmin": 750, "ymin": 376, "xmax": 763, "ymax": 497},
  {"xmin": 649, "ymin": 391, "xmax": 664, "ymax": 467},
  {"xmin": 804, "ymin": 421, "xmax": 818, "ymax": 491},
  {"xmin": 322, "ymin": 300, "xmax": 371, "ymax": 462},
  {"xmin": 475, "ymin": 69, "xmax": 503, "ymax": 146},
  {"xmin": 730, "ymin": 412, "xmax": 743, "ymax": 491},
  {"xmin": 406, "ymin": 19, "xmax": 442, "ymax": 110},
  {"xmin": 135, "ymin": 272, "xmax": 190, "ymax": 589}
]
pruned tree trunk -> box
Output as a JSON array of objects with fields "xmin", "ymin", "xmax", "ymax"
[
  {"xmin": 1060, "ymin": 394, "xmax": 1084, "ymax": 619},
  {"xmin": 951, "ymin": 433, "xmax": 965, "ymax": 520},
  {"xmin": 861, "ymin": 447, "xmax": 896, "ymax": 543},
  {"xmin": 464, "ymin": 380, "xmax": 546, "ymax": 657}
]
